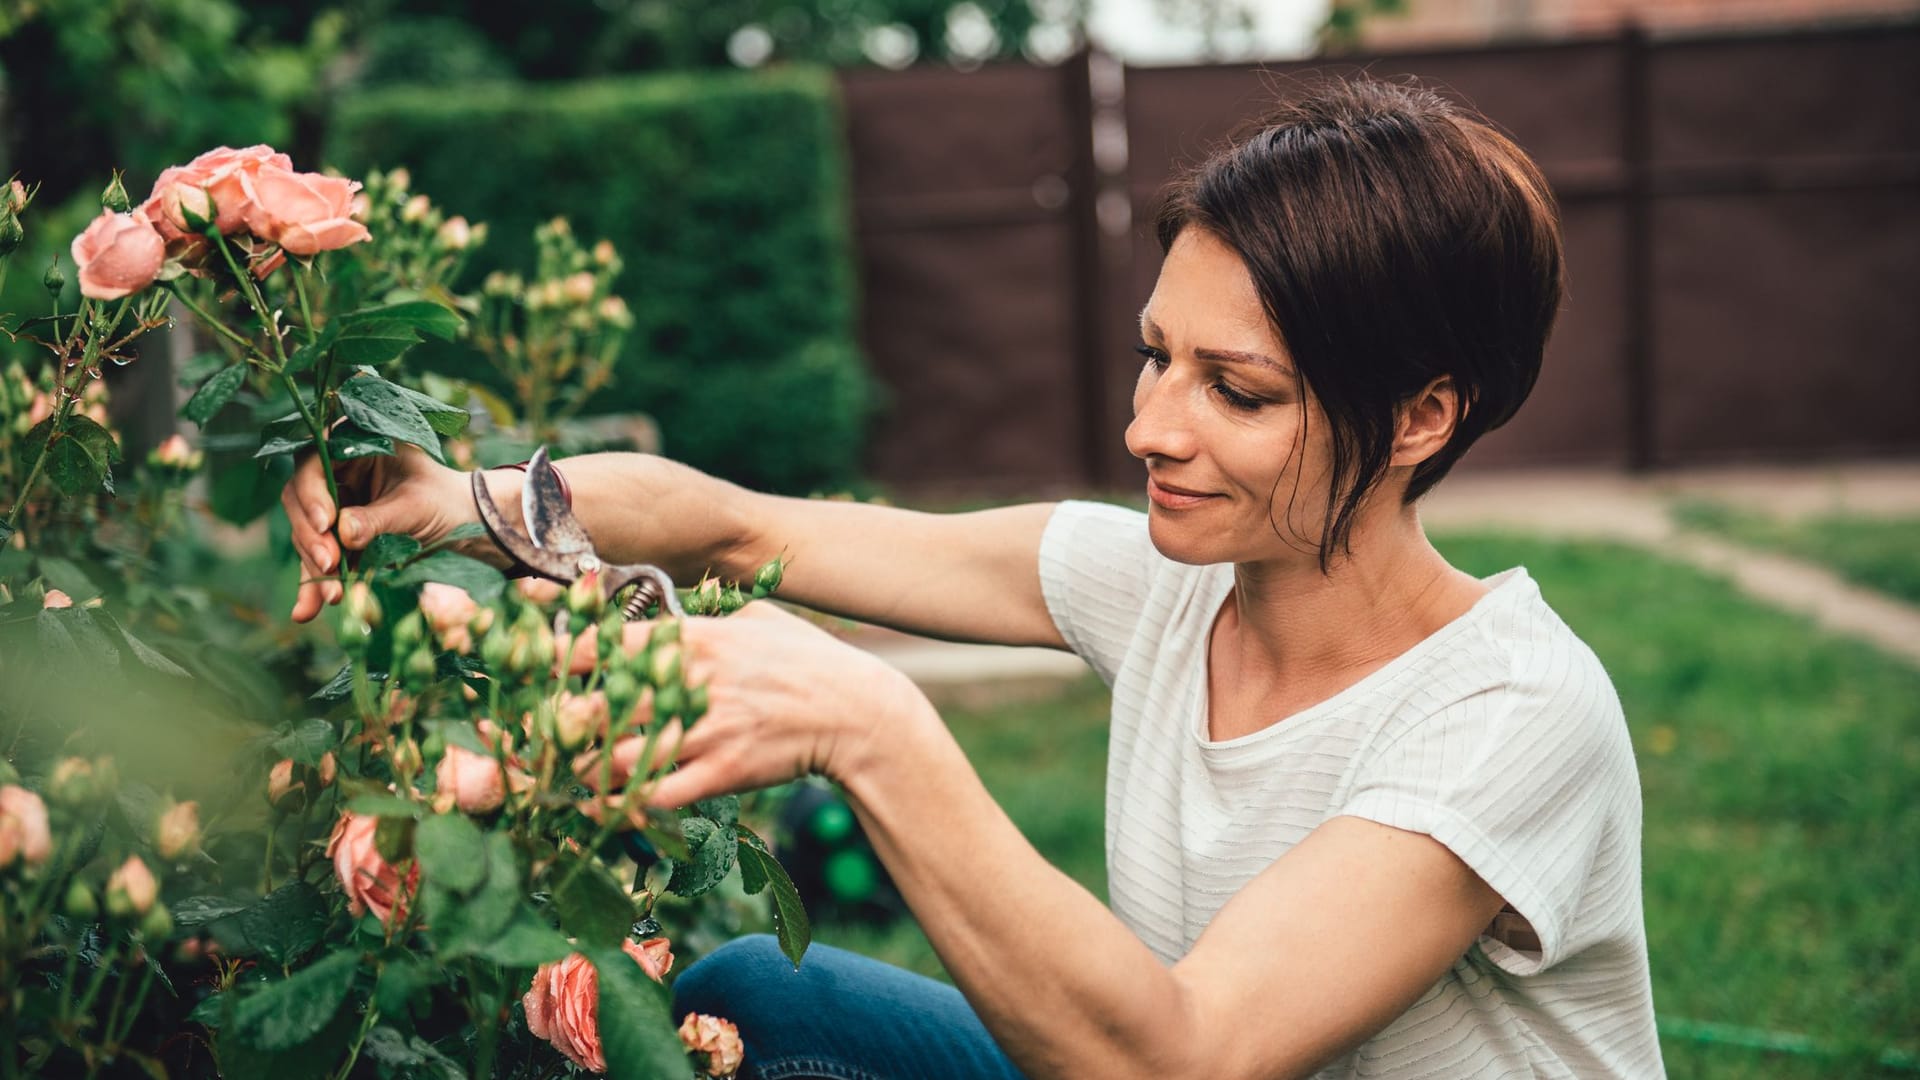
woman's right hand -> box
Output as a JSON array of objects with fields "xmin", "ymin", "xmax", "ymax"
[{"xmin": 284, "ymin": 443, "xmax": 485, "ymax": 623}]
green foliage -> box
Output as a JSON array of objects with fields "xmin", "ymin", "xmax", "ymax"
[{"xmin": 330, "ymin": 67, "xmax": 874, "ymax": 493}]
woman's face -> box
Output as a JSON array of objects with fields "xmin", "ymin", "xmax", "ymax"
[{"xmin": 1126, "ymin": 228, "xmax": 1336, "ymax": 568}]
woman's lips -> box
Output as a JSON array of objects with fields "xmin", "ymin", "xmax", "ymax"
[{"xmin": 1147, "ymin": 477, "xmax": 1218, "ymax": 510}]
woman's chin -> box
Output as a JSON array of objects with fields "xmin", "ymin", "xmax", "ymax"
[{"xmin": 1145, "ymin": 514, "xmax": 1229, "ymax": 566}]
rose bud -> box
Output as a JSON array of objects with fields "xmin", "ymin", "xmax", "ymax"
[
  {"xmin": 753, "ymin": 556, "xmax": 785, "ymax": 598},
  {"xmin": 63, "ymin": 880, "xmax": 98, "ymax": 920},
  {"xmin": 562, "ymin": 271, "xmax": 596, "ymax": 306},
  {"xmin": 401, "ymin": 194, "xmax": 430, "ymax": 224},
  {"xmin": 155, "ymin": 799, "xmax": 201, "ymax": 860},
  {"xmin": 0, "ymin": 211, "xmax": 21, "ymax": 256},
  {"xmin": 327, "ymin": 812, "xmax": 419, "ymax": 928},
  {"xmin": 391, "ymin": 738, "xmax": 424, "ymax": 777},
  {"xmin": 602, "ymin": 669, "xmax": 643, "ymax": 719},
  {"xmin": 0, "ymin": 785, "xmax": 52, "ymax": 868},
  {"xmin": 343, "ymin": 581, "xmax": 383, "ymax": 630},
  {"xmin": 388, "ymin": 167, "xmax": 411, "ymax": 192},
  {"xmin": 149, "ymin": 433, "xmax": 203, "ymax": 471},
  {"xmin": 554, "ymin": 691, "xmax": 611, "ymax": 752},
  {"xmin": 418, "ymin": 582, "xmax": 481, "ymax": 654},
  {"xmin": 592, "ymin": 239, "xmax": 616, "ymax": 266},
  {"xmin": 267, "ymin": 759, "xmax": 303, "ymax": 811},
  {"xmin": 101, "ymin": 171, "xmax": 131, "ymax": 212},
  {"xmin": 437, "ymin": 216, "xmax": 472, "ymax": 251},
  {"xmin": 41, "ymin": 260, "xmax": 65, "ymax": 298},
  {"xmin": 647, "ymin": 643, "xmax": 681, "ymax": 689},
  {"xmin": 516, "ymin": 577, "xmax": 565, "ymax": 606},
  {"xmin": 5, "ymin": 179, "xmax": 27, "ymax": 213},
  {"xmin": 566, "ymin": 567, "xmax": 604, "ymax": 624},
  {"xmin": 47, "ymin": 758, "xmax": 95, "ymax": 805},
  {"xmin": 139, "ymin": 902, "xmax": 174, "ymax": 942},
  {"xmin": 43, "ymin": 588, "xmax": 73, "ymax": 610},
  {"xmin": 105, "ymin": 855, "xmax": 159, "ymax": 919},
  {"xmin": 679, "ymin": 1013, "xmax": 745, "ymax": 1078},
  {"xmin": 403, "ymin": 644, "xmax": 438, "ymax": 685},
  {"xmin": 318, "ymin": 751, "xmax": 338, "ymax": 787},
  {"xmin": 159, "ymin": 182, "xmax": 217, "ymax": 235},
  {"xmin": 433, "ymin": 745, "xmax": 506, "ymax": 814},
  {"xmin": 596, "ymin": 295, "xmax": 633, "ymax": 330}
]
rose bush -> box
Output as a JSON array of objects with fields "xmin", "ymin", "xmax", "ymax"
[{"xmin": 0, "ymin": 148, "xmax": 807, "ymax": 1078}]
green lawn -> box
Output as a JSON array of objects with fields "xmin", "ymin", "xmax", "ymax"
[
  {"xmin": 1674, "ymin": 501, "xmax": 1920, "ymax": 608},
  {"xmin": 814, "ymin": 534, "xmax": 1920, "ymax": 1078}
]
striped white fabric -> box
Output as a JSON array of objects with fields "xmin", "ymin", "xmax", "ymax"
[{"xmin": 1038, "ymin": 501, "xmax": 1665, "ymax": 1078}]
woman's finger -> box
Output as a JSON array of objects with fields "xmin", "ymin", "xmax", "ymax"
[{"xmin": 645, "ymin": 754, "xmax": 734, "ymax": 811}]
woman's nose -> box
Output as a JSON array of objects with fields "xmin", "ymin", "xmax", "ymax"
[{"xmin": 1124, "ymin": 365, "xmax": 1198, "ymax": 464}]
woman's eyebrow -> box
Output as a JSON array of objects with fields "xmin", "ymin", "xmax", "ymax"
[{"xmin": 1139, "ymin": 314, "xmax": 1293, "ymax": 376}]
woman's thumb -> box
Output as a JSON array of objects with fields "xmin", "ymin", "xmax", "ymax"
[{"xmin": 337, "ymin": 501, "xmax": 397, "ymax": 550}]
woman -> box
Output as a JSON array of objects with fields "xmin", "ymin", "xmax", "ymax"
[{"xmin": 285, "ymin": 78, "xmax": 1663, "ymax": 1078}]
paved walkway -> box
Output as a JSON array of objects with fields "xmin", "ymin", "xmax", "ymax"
[{"xmin": 851, "ymin": 461, "xmax": 1920, "ymax": 694}]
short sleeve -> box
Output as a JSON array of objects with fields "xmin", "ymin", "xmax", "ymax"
[
  {"xmin": 1037, "ymin": 500, "xmax": 1157, "ymax": 686},
  {"xmin": 1335, "ymin": 667, "xmax": 1637, "ymax": 976}
]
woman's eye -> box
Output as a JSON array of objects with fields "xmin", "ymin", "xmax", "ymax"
[
  {"xmin": 1211, "ymin": 380, "xmax": 1264, "ymax": 411},
  {"xmin": 1134, "ymin": 344, "xmax": 1169, "ymax": 370}
]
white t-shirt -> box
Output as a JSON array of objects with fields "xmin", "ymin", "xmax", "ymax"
[{"xmin": 1037, "ymin": 501, "xmax": 1665, "ymax": 1079}]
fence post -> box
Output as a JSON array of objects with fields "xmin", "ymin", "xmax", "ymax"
[{"xmin": 1622, "ymin": 22, "xmax": 1657, "ymax": 471}]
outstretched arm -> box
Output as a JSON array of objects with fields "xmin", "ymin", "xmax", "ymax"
[{"xmin": 647, "ymin": 604, "xmax": 1506, "ymax": 1080}]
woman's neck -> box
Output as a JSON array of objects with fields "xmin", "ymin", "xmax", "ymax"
[{"xmin": 1218, "ymin": 507, "xmax": 1486, "ymax": 690}]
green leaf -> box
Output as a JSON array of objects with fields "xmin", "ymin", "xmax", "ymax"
[
  {"xmin": 372, "ymin": 955, "xmax": 438, "ymax": 1021},
  {"xmin": 340, "ymin": 299, "xmax": 461, "ymax": 338},
  {"xmin": 172, "ymin": 896, "xmax": 252, "ymax": 929},
  {"xmin": 385, "ymin": 382, "xmax": 470, "ymax": 437},
  {"xmin": 738, "ymin": 826, "xmax": 810, "ymax": 967},
  {"xmin": 227, "ymin": 948, "xmax": 359, "ymax": 1051},
  {"xmin": 240, "ymin": 882, "xmax": 330, "ymax": 968},
  {"xmin": 435, "ymin": 521, "xmax": 490, "ymax": 546},
  {"xmin": 421, "ymin": 718, "xmax": 489, "ymax": 756},
  {"xmin": 336, "ymin": 375, "xmax": 445, "ymax": 463},
  {"xmin": 188, "ymin": 991, "xmax": 225, "ymax": 1027},
  {"xmin": 344, "ymin": 794, "xmax": 422, "ymax": 819},
  {"xmin": 552, "ymin": 856, "xmax": 635, "ymax": 947},
  {"xmin": 328, "ymin": 427, "xmax": 395, "ymax": 461},
  {"xmin": 362, "ymin": 533, "xmax": 422, "ymax": 570},
  {"xmin": 413, "ymin": 813, "xmax": 487, "ymax": 894},
  {"xmin": 95, "ymin": 611, "xmax": 192, "ymax": 677},
  {"xmin": 37, "ymin": 607, "xmax": 121, "ymax": 669},
  {"xmin": 667, "ymin": 816, "xmax": 736, "ymax": 898},
  {"xmin": 272, "ymin": 718, "xmax": 335, "ymax": 767},
  {"xmin": 282, "ymin": 322, "xmax": 341, "ymax": 376},
  {"xmin": 391, "ymin": 550, "xmax": 504, "ymax": 603},
  {"xmin": 589, "ymin": 946, "xmax": 691, "ymax": 1079},
  {"xmin": 255, "ymin": 412, "xmax": 315, "ymax": 459},
  {"xmin": 182, "ymin": 363, "xmax": 248, "ymax": 425},
  {"xmin": 473, "ymin": 905, "xmax": 572, "ymax": 968},
  {"xmin": 425, "ymin": 833, "xmax": 521, "ymax": 958},
  {"xmin": 45, "ymin": 417, "xmax": 117, "ymax": 496},
  {"xmin": 217, "ymin": 987, "xmax": 359, "ymax": 1080},
  {"xmin": 36, "ymin": 556, "xmax": 99, "ymax": 601},
  {"xmin": 0, "ymin": 520, "xmax": 12, "ymax": 545},
  {"xmin": 312, "ymin": 661, "xmax": 372, "ymax": 701},
  {"xmin": 692, "ymin": 794, "xmax": 740, "ymax": 829}
]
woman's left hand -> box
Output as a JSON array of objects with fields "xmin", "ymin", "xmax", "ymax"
[{"xmin": 582, "ymin": 602, "xmax": 933, "ymax": 811}]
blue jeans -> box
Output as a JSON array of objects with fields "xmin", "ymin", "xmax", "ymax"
[{"xmin": 672, "ymin": 935, "xmax": 1029, "ymax": 1080}]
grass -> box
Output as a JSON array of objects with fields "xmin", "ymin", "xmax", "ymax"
[
  {"xmin": 1674, "ymin": 500, "xmax": 1920, "ymax": 607},
  {"xmin": 813, "ymin": 534, "xmax": 1920, "ymax": 1078}
]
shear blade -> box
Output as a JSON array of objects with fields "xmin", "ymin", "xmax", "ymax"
[{"xmin": 520, "ymin": 446, "xmax": 596, "ymax": 559}]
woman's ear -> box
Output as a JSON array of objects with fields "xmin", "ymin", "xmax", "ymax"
[{"xmin": 1390, "ymin": 376, "xmax": 1464, "ymax": 469}]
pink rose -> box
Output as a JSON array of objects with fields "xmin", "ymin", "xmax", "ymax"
[
  {"xmin": 326, "ymin": 811, "xmax": 418, "ymax": 927},
  {"xmin": 554, "ymin": 691, "xmax": 611, "ymax": 751},
  {"xmin": 516, "ymin": 578, "xmax": 566, "ymax": 605},
  {"xmin": 678, "ymin": 1013, "xmax": 745, "ymax": 1078},
  {"xmin": 42, "ymin": 589, "xmax": 72, "ymax": 610},
  {"xmin": 523, "ymin": 938, "xmax": 674, "ymax": 1073},
  {"xmin": 241, "ymin": 166, "xmax": 371, "ymax": 256},
  {"xmin": 155, "ymin": 800, "xmax": 201, "ymax": 860},
  {"xmin": 69, "ymin": 209, "xmax": 166, "ymax": 300},
  {"xmin": 433, "ymin": 745, "xmax": 506, "ymax": 814},
  {"xmin": 147, "ymin": 145, "xmax": 291, "ymax": 237},
  {"xmin": 107, "ymin": 854, "xmax": 158, "ymax": 916},
  {"xmin": 0, "ymin": 785, "xmax": 52, "ymax": 868},
  {"xmin": 418, "ymin": 583, "xmax": 482, "ymax": 654}
]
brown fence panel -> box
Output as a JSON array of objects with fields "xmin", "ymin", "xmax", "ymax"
[
  {"xmin": 837, "ymin": 58, "xmax": 1100, "ymax": 495},
  {"xmin": 1644, "ymin": 26, "xmax": 1920, "ymax": 463}
]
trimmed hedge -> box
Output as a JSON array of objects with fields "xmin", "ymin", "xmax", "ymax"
[{"xmin": 329, "ymin": 67, "xmax": 871, "ymax": 493}]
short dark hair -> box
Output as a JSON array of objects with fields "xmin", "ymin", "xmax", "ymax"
[{"xmin": 1154, "ymin": 76, "xmax": 1564, "ymax": 566}]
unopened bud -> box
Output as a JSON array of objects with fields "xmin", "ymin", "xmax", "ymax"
[
  {"xmin": 686, "ymin": 683, "xmax": 710, "ymax": 720},
  {"xmin": 163, "ymin": 183, "xmax": 217, "ymax": 235},
  {"xmin": 101, "ymin": 171, "xmax": 130, "ymax": 213},
  {"xmin": 647, "ymin": 642, "xmax": 681, "ymax": 688},
  {"xmin": 317, "ymin": 751, "xmax": 338, "ymax": 787},
  {"xmin": 63, "ymin": 880, "xmax": 98, "ymax": 921},
  {"xmin": 4, "ymin": 179, "xmax": 26, "ymax": 214},
  {"xmin": 139, "ymin": 901, "xmax": 174, "ymax": 941},
  {"xmin": 391, "ymin": 738, "xmax": 424, "ymax": 777},
  {"xmin": 387, "ymin": 167, "xmax": 411, "ymax": 193},
  {"xmin": 267, "ymin": 759, "xmax": 304, "ymax": 811},
  {"xmin": 0, "ymin": 211, "xmax": 21, "ymax": 256},
  {"xmin": 562, "ymin": 271, "xmax": 596, "ymax": 306},
  {"xmin": 404, "ymin": 644, "xmax": 438, "ymax": 684},
  {"xmin": 648, "ymin": 618, "xmax": 682, "ymax": 647},
  {"xmin": 603, "ymin": 669, "xmax": 643, "ymax": 718},
  {"xmin": 437, "ymin": 216, "xmax": 472, "ymax": 251},
  {"xmin": 393, "ymin": 610, "xmax": 426, "ymax": 652},
  {"xmin": 401, "ymin": 194, "xmax": 431, "ymax": 223},
  {"xmin": 597, "ymin": 295, "xmax": 632, "ymax": 330},
  {"xmin": 106, "ymin": 855, "xmax": 158, "ymax": 919},
  {"xmin": 155, "ymin": 800, "xmax": 201, "ymax": 860},
  {"xmin": 653, "ymin": 682, "xmax": 685, "ymax": 724},
  {"xmin": 554, "ymin": 691, "xmax": 610, "ymax": 751},
  {"xmin": 42, "ymin": 261, "xmax": 65, "ymax": 298},
  {"xmin": 567, "ymin": 568, "xmax": 604, "ymax": 622},
  {"xmin": 753, "ymin": 557, "xmax": 785, "ymax": 598},
  {"xmin": 343, "ymin": 581, "xmax": 383, "ymax": 629},
  {"xmin": 592, "ymin": 239, "xmax": 617, "ymax": 266},
  {"xmin": 48, "ymin": 757, "xmax": 95, "ymax": 806}
]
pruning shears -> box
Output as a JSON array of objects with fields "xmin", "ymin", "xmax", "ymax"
[{"xmin": 471, "ymin": 446, "xmax": 684, "ymax": 621}]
